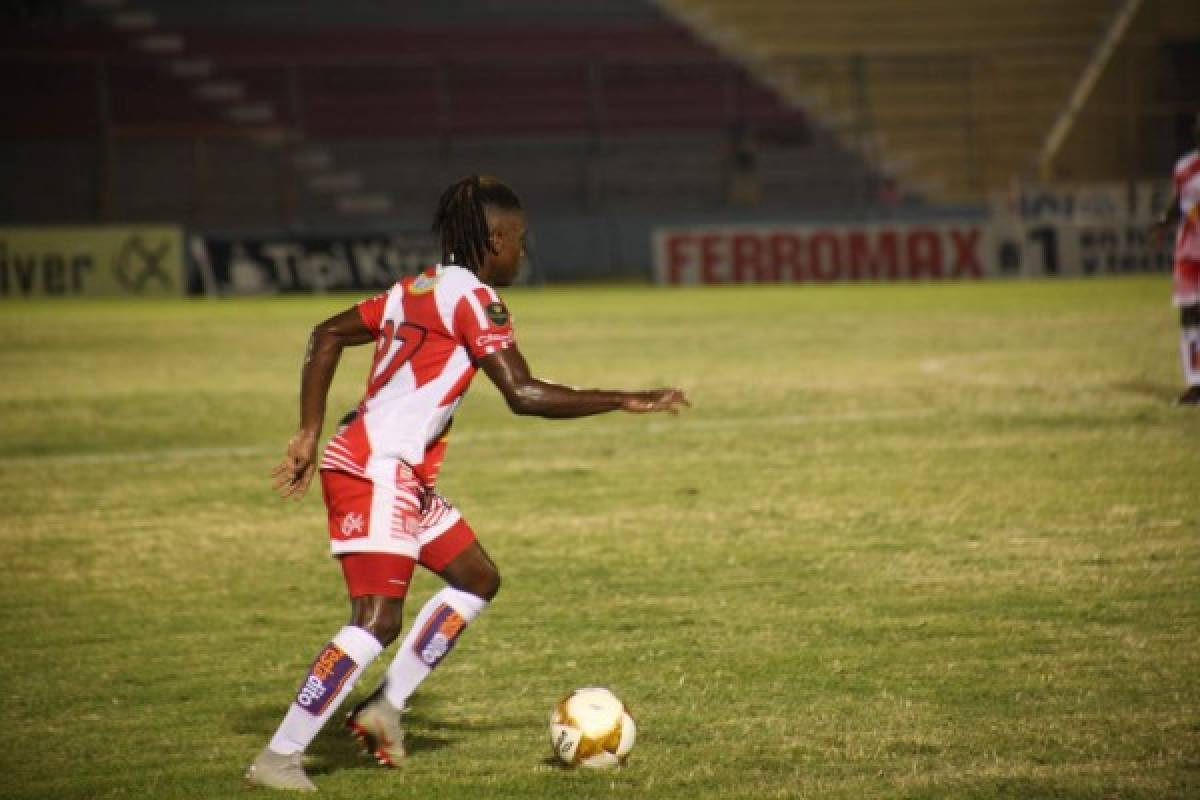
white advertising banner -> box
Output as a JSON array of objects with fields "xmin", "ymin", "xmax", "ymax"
[{"xmin": 990, "ymin": 182, "xmax": 1174, "ymax": 276}]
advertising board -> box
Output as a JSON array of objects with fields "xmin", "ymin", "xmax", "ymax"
[
  {"xmin": 0, "ymin": 226, "xmax": 185, "ymax": 297},
  {"xmin": 190, "ymin": 233, "xmax": 440, "ymax": 295},
  {"xmin": 653, "ymin": 221, "xmax": 993, "ymax": 285}
]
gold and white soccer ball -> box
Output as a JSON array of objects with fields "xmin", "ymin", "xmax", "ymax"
[{"xmin": 549, "ymin": 687, "xmax": 636, "ymax": 768}]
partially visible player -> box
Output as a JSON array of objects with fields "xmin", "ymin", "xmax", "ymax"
[
  {"xmin": 1153, "ymin": 111, "xmax": 1200, "ymax": 405},
  {"xmin": 244, "ymin": 175, "xmax": 689, "ymax": 791}
]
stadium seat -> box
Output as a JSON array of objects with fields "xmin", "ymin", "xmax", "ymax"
[{"xmin": 659, "ymin": 0, "xmax": 1120, "ymax": 201}]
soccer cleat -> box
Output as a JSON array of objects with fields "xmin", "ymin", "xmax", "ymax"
[
  {"xmin": 244, "ymin": 747, "xmax": 317, "ymax": 792},
  {"xmin": 345, "ymin": 688, "xmax": 406, "ymax": 767},
  {"xmin": 1176, "ymin": 385, "xmax": 1200, "ymax": 405}
]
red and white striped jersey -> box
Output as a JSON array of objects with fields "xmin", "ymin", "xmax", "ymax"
[
  {"xmin": 1174, "ymin": 150, "xmax": 1200, "ymax": 260},
  {"xmin": 319, "ymin": 264, "xmax": 516, "ymax": 486}
]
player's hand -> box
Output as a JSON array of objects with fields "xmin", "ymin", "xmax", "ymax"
[
  {"xmin": 621, "ymin": 388, "xmax": 690, "ymax": 415},
  {"xmin": 271, "ymin": 430, "xmax": 319, "ymax": 500}
]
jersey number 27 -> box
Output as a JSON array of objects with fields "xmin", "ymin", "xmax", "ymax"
[{"xmin": 368, "ymin": 320, "xmax": 427, "ymax": 397}]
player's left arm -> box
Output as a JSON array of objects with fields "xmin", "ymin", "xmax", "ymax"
[
  {"xmin": 1152, "ymin": 186, "xmax": 1181, "ymax": 244},
  {"xmin": 272, "ymin": 307, "xmax": 375, "ymax": 499},
  {"xmin": 479, "ymin": 344, "xmax": 689, "ymax": 419}
]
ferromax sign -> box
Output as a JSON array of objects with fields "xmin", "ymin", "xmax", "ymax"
[{"xmin": 0, "ymin": 226, "xmax": 185, "ymax": 297}]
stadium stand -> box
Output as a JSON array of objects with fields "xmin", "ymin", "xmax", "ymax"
[
  {"xmin": 2, "ymin": 0, "xmax": 1194, "ymax": 243},
  {"xmin": 657, "ymin": 0, "xmax": 1125, "ymax": 202},
  {"xmin": 1042, "ymin": 0, "xmax": 1200, "ymax": 183},
  {"xmin": 0, "ymin": 0, "xmax": 889, "ymax": 231}
]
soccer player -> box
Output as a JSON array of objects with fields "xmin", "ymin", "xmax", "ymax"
[
  {"xmin": 245, "ymin": 175, "xmax": 689, "ymax": 791},
  {"xmin": 1153, "ymin": 111, "xmax": 1200, "ymax": 405}
]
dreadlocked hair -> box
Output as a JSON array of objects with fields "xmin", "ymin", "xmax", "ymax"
[{"xmin": 432, "ymin": 174, "xmax": 522, "ymax": 272}]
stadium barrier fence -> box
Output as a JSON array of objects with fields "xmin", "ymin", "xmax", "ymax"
[
  {"xmin": 0, "ymin": 182, "xmax": 1172, "ymax": 297},
  {"xmin": 653, "ymin": 181, "xmax": 1172, "ymax": 285}
]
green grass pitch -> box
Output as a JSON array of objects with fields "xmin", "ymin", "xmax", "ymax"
[{"xmin": 1, "ymin": 277, "xmax": 1197, "ymax": 799}]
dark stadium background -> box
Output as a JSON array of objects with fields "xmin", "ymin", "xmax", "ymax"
[{"xmin": 1, "ymin": 0, "xmax": 1197, "ymax": 286}]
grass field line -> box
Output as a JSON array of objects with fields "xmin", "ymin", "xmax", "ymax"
[{"xmin": 0, "ymin": 408, "xmax": 935, "ymax": 467}]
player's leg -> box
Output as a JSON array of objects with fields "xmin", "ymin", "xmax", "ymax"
[
  {"xmin": 1178, "ymin": 301, "xmax": 1200, "ymax": 404},
  {"xmin": 245, "ymin": 622, "xmax": 385, "ymax": 791},
  {"xmin": 349, "ymin": 593, "xmax": 406, "ymax": 644},
  {"xmin": 1174, "ymin": 258, "xmax": 1200, "ymax": 404},
  {"xmin": 338, "ymin": 565, "xmax": 413, "ymax": 767},
  {"xmin": 246, "ymin": 472, "xmax": 414, "ymax": 789},
  {"xmin": 438, "ymin": 538, "xmax": 502, "ymax": 599},
  {"xmin": 346, "ymin": 548, "xmax": 493, "ymax": 766},
  {"xmin": 246, "ymin": 556, "xmax": 413, "ymax": 788},
  {"xmin": 381, "ymin": 518, "xmax": 498, "ymax": 709},
  {"xmin": 348, "ymin": 503, "xmax": 498, "ymax": 765}
]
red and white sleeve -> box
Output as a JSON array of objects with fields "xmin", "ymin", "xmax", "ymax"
[
  {"xmin": 453, "ymin": 286, "xmax": 516, "ymax": 360},
  {"xmin": 356, "ymin": 290, "xmax": 389, "ymax": 335}
]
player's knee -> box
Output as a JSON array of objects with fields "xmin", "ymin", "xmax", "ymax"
[
  {"xmin": 374, "ymin": 617, "xmax": 405, "ymax": 646},
  {"xmin": 478, "ymin": 567, "xmax": 501, "ymax": 601},
  {"xmin": 365, "ymin": 614, "xmax": 404, "ymax": 646},
  {"xmin": 457, "ymin": 560, "xmax": 501, "ymax": 601},
  {"xmin": 1181, "ymin": 304, "xmax": 1200, "ymax": 327},
  {"xmin": 440, "ymin": 542, "xmax": 501, "ymax": 601},
  {"xmin": 351, "ymin": 596, "xmax": 405, "ymax": 646},
  {"xmin": 461, "ymin": 562, "xmax": 501, "ymax": 601}
]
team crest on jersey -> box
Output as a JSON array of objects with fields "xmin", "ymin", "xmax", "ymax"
[
  {"xmin": 409, "ymin": 271, "xmax": 440, "ymax": 295},
  {"xmin": 339, "ymin": 511, "xmax": 365, "ymax": 537},
  {"xmin": 486, "ymin": 302, "xmax": 509, "ymax": 326}
]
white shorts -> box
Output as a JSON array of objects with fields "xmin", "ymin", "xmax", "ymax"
[{"xmin": 320, "ymin": 467, "xmax": 462, "ymax": 559}]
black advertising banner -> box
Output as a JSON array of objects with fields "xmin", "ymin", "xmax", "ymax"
[{"xmin": 190, "ymin": 233, "xmax": 440, "ymax": 295}]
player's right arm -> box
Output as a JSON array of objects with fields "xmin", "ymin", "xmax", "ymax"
[
  {"xmin": 479, "ymin": 345, "xmax": 689, "ymax": 419},
  {"xmin": 272, "ymin": 307, "xmax": 375, "ymax": 499}
]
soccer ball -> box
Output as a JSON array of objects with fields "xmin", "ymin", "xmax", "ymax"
[{"xmin": 549, "ymin": 687, "xmax": 636, "ymax": 768}]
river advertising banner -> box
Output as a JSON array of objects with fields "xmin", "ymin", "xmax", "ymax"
[{"xmin": 1, "ymin": 225, "xmax": 185, "ymax": 297}]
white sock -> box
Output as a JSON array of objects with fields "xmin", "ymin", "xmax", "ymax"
[
  {"xmin": 383, "ymin": 588, "xmax": 488, "ymax": 710},
  {"xmin": 1182, "ymin": 327, "xmax": 1200, "ymax": 386},
  {"xmin": 268, "ymin": 625, "xmax": 383, "ymax": 755}
]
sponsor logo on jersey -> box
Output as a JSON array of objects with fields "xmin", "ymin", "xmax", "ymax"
[
  {"xmin": 295, "ymin": 643, "xmax": 357, "ymax": 715},
  {"xmin": 413, "ymin": 604, "xmax": 467, "ymax": 667},
  {"xmin": 475, "ymin": 332, "xmax": 513, "ymax": 349},
  {"xmin": 339, "ymin": 511, "xmax": 366, "ymax": 537},
  {"xmin": 485, "ymin": 302, "xmax": 509, "ymax": 326},
  {"xmin": 409, "ymin": 271, "xmax": 440, "ymax": 295}
]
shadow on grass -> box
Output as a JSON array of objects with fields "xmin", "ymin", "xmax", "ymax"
[
  {"xmin": 234, "ymin": 692, "xmax": 527, "ymax": 778},
  {"xmin": 1110, "ymin": 378, "xmax": 1179, "ymax": 404},
  {"xmin": 306, "ymin": 730, "xmax": 458, "ymax": 776},
  {"xmin": 899, "ymin": 776, "xmax": 1142, "ymax": 800}
]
